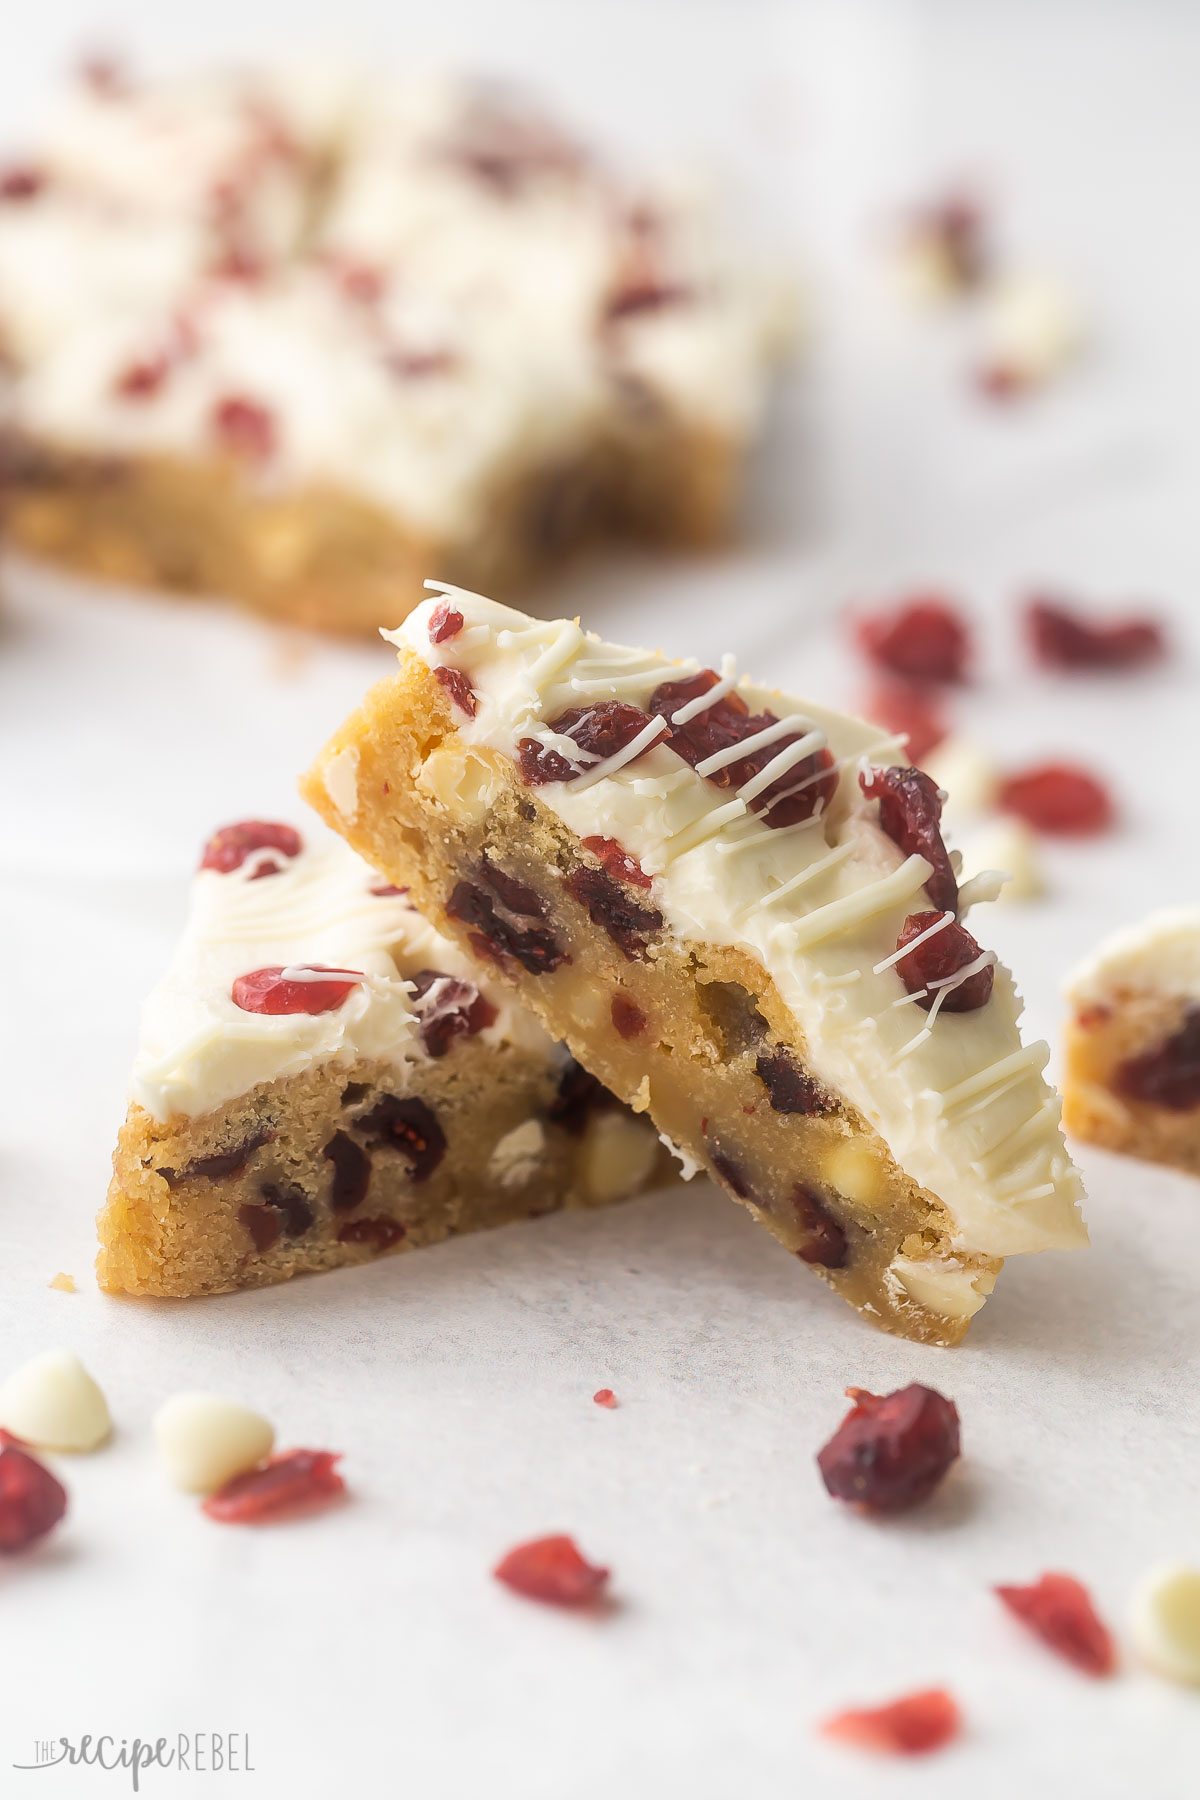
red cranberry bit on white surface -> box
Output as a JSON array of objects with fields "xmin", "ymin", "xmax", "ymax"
[
  {"xmin": 997, "ymin": 762, "xmax": 1114, "ymax": 835},
  {"xmin": 493, "ymin": 1534, "xmax": 610, "ymax": 1606},
  {"xmin": 995, "ymin": 1572, "xmax": 1116, "ymax": 1676},
  {"xmin": 817, "ymin": 1384, "xmax": 961, "ymax": 1513},
  {"xmin": 0, "ymin": 1430, "xmax": 68, "ymax": 1551},
  {"xmin": 859, "ymin": 765, "xmax": 958, "ymax": 914},
  {"xmin": 1026, "ymin": 595, "xmax": 1166, "ymax": 671},
  {"xmin": 906, "ymin": 189, "xmax": 989, "ymax": 290},
  {"xmin": 112, "ymin": 354, "xmax": 170, "ymax": 400},
  {"xmin": 854, "ymin": 595, "xmax": 970, "ymax": 684},
  {"xmin": 201, "ymin": 1449, "xmax": 345, "ymax": 1523},
  {"xmin": 821, "ymin": 1688, "xmax": 962, "ymax": 1756},
  {"xmin": 860, "ymin": 682, "xmax": 948, "ymax": 766},
  {"xmin": 428, "ymin": 601, "xmax": 465, "ymax": 643},
  {"xmin": 0, "ymin": 164, "xmax": 46, "ymax": 202},
  {"xmin": 592, "ymin": 1389, "xmax": 618, "ymax": 1409},
  {"xmin": 231, "ymin": 965, "xmax": 362, "ymax": 1016},
  {"xmin": 211, "ymin": 394, "xmax": 276, "ymax": 462},
  {"xmin": 200, "ymin": 820, "xmax": 302, "ymax": 878},
  {"xmin": 895, "ymin": 910, "xmax": 994, "ymax": 1013}
]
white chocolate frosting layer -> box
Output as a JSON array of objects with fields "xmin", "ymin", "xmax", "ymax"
[
  {"xmin": 392, "ymin": 587, "xmax": 1087, "ymax": 1262},
  {"xmin": 132, "ymin": 824, "xmax": 551, "ymax": 1124},
  {"xmin": 1065, "ymin": 907, "xmax": 1200, "ymax": 1007}
]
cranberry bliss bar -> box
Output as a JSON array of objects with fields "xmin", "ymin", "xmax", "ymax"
[
  {"xmin": 302, "ymin": 588, "xmax": 1086, "ymax": 1345},
  {"xmin": 1063, "ymin": 908, "xmax": 1200, "ymax": 1174},
  {"xmin": 99, "ymin": 820, "xmax": 671, "ymax": 1296},
  {"xmin": 0, "ymin": 63, "xmax": 786, "ymax": 633}
]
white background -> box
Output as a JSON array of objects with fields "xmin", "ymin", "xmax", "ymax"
[{"xmin": 2, "ymin": 3, "xmax": 1199, "ymax": 1796}]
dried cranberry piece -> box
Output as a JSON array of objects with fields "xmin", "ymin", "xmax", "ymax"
[
  {"xmin": 793, "ymin": 1186, "xmax": 848, "ymax": 1267},
  {"xmin": 1116, "ymin": 1006, "xmax": 1200, "ymax": 1110},
  {"xmin": 354, "ymin": 1095, "xmax": 446, "ymax": 1182},
  {"xmin": 160, "ymin": 1127, "xmax": 272, "ymax": 1187},
  {"xmin": 895, "ymin": 910, "xmax": 994, "ymax": 1013},
  {"xmin": 338, "ymin": 261, "xmax": 385, "ymax": 305},
  {"xmin": 113, "ymin": 354, "xmax": 169, "ymax": 400},
  {"xmin": 907, "ymin": 188, "xmax": 989, "ymax": 289},
  {"xmin": 821, "ymin": 1688, "xmax": 961, "ymax": 1756},
  {"xmin": 211, "ymin": 394, "xmax": 276, "ymax": 461},
  {"xmin": 606, "ymin": 277, "xmax": 691, "ymax": 322},
  {"xmin": 548, "ymin": 1059, "xmax": 614, "ymax": 1134},
  {"xmin": 238, "ymin": 1203, "xmax": 280, "ymax": 1253},
  {"xmin": 1027, "ymin": 596, "xmax": 1165, "ymax": 671},
  {"xmin": 231, "ymin": 965, "xmax": 362, "ymax": 1016},
  {"xmin": 259, "ymin": 1182, "xmax": 313, "ymax": 1238},
  {"xmin": 0, "ymin": 1434, "xmax": 68, "ymax": 1551},
  {"xmin": 337, "ymin": 1215, "xmax": 407, "ymax": 1253},
  {"xmin": 480, "ymin": 861, "xmax": 547, "ymax": 917},
  {"xmin": 434, "ymin": 664, "xmax": 477, "ymax": 719},
  {"xmin": 0, "ymin": 165, "xmax": 45, "ymax": 203},
  {"xmin": 202, "ymin": 1449, "xmax": 345, "ymax": 1523},
  {"xmin": 611, "ymin": 995, "xmax": 646, "ymax": 1038},
  {"xmin": 817, "ymin": 1384, "xmax": 961, "ymax": 1513},
  {"xmin": 861, "ymin": 682, "xmax": 948, "ymax": 766},
  {"xmin": 428, "ymin": 601, "xmax": 464, "ymax": 643},
  {"xmin": 593, "ymin": 1389, "xmax": 618, "ymax": 1408},
  {"xmin": 995, "ymin": 1572, "xmax": 1115, "ymax": 1676},
  {"xmin": 518, "ymin": 702, "xmax": 655, "ymax": 786},
  {"xmin": 324, "ymin": 1131, "xmax": 372, "ymax": 1211},
  {"xmin": 447, "ymin": 881, "xmax": 568, "ymax": 976},
  {"xmin": 410, "ymin": 968, "xmax": 497, "ymax": 1057},
  {"xmin": 369, "ymin": 881, "xmax": 408, "ymax": 898},
  {"xmin": 648, "ymin": 670, "xmax": 837, "ymax": 828},
  {"xmin": 709, "ymin": 1144, "xmax": 751, "ymax": 1199},
  {"xmin": 493, "ymin": 1534, "xmax": 610, "ymax": 1606},
  {"xmin": 997, "ymin": 762, "xmax": 1114, "ymax": 835},
  {"xmin": 755, "ymin": 1049, "xmax": 832, "ymax": 1114},
  {"xmin": 580, "ymin": 835, "xmax": 653, "ymax": 889},
  {"xmin": 200, "ymin": 819, "xmax": 302, "ymax": 878},
  {"xmin": 859, "ymin": 765, "xmax": 958, "ymax": 914},
  {"xmin": 563, "ymin": 865, "xmax": 663, "ymax": 960},
  {"xmin": 855, "ymin": 595, "xmax": 970, "ymax": 684}
]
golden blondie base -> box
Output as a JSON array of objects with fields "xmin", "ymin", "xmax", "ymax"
[
  {"xmin": 100, "ymin": 1040, "xmax": 672, "ymax": 1298},
  {"xmin": 0, "ymin": 418, "xmax": 740, "ymax": 637},
  {"xmin": 302, "ymin": 663, "xmax": 999, "ymax": 1345},
  {"xmin": 1064, "ymin": 991, "xmax": 1200, "ymax": 1176}
]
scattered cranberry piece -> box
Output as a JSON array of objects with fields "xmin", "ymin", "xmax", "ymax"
[
  {"xmin": 548, "ymin": 1059, "xmax": 615, "ymax": 1135},
  {"xmin": 428, "ymin": 601, "xmax": 465, "ymax": 643},
  {"xmin": 580, "ymin": 835, "xmax": 653, "ymax": 889},
  {"xmin": 0, "ymin": 1433, "xmax": 68, "ymax": 1552},
  {"xmin": 605, "ymin": 275, "xmax": 691, "ymax": 323},
  {"xmin": 324, "ymin": 1131, "xmax": 372, "ymax": 1211},
  {"xmin": 1116, "ymin": 1006, "xmax": 1200, "ymax": 1110},
  {"xmin": 0, "ymin": 164, "xmax": 45, "ymax": 203},
  {"xmin": 493, "ymin": 1534, "xmax": 610, "ymax": 1607},
  {"xmin": 649, "ymin": 670, "xmax": 837, "ymax": 826},
  {"xmin": 709, "ymin": 1143, "xmax": 752, "ymax": 1199},
  {"xmin": 80, "ymin": 52, "xmax": 129, "ymax": 98},
  {"xmin": 337, "ymin": 1215, "xmax": 407, "ymax": 1253},
  {"xmin": 895, "ymin": 910, "xmax": 993, "ymax": 1013},
  {"xmin": 855, "ymin": 595, "xmax": 970, "ymax": 684},
  {"xmin": 447, "ymin": 881, "xmax": 568, "ymax": 975},
  {"xmin": 211, "ymin": 394, "xmax": 276, "ymax": 461},
  {"xmin": 385, "ymin": 346, "xmax": 458, "ymax": 379},
  {"xmin": 410, "ymin": 968, "xmax": 497, "ymax": 1057},
  {"xmin": 862, "ymin": 682, "xmax": 948, "ymax": 766},
  {"xmin": 755, "ymin": 1049, "xmax": 832, "ymax": 1114},
  {"xmin": 817, "ymin": 1384, "xmax": 961, "ymax": 1513},
  {"xmin": 369, "ymin": 880, "xmax": 408, "ymax": 898},
  {"xmin": 593, "ymin": 1389, "xmax": 618, "ymax": 1409},
  {"xmin": 238, "ymin": 1202, "xmax": 280, "ymax": 1253},
  {"xmin": 202, "ymin": 1449, "xmax": 345, "ymax": 1523},
  {"xmin": 480, "ymin": 860, "xmax": 547, "ymax": 917},
  {"xmin": 519, "ymin": 702, "xmax": 655, "ymax": 785},
  {"xmin": 354, "ymin": 1095, "xmax": 446, "ymax": 1182},
  {"xmin": 434, "ymin": 664, "xmax": 477, "ymax": 718},
  {"xmin": 974, "ymin": 360, "xmax": 1032, "ymax": 402},
  {"xmin": 859, "ymin": 765, "xmax": 958, "ymax": 913},
  {"xmin": 821, "ymin": 1688, "xmax": 961, "ymax": 1756},
  {"xmin": 113, "ymin": 354, "xmax": 169, "ymax": 400},
  {"xmin": 200, "ymin": 819, "xmax": 302, "ymax": 878},
  {"xmin": 793, "ymin": 1186, "xmax": 848, "ymax": 1268},
  {"xmin": 563, "ymin": 865, "xmax": 663, "ymax": 960},
  {"xmin": 907, "ymin": 189, "xmax": 989, "ymax": 290},
  {"xmin": 997, "ymin": 762, "xmax": 1114, "ymax": 835},
  {"xmin": 1027, "ymin": 596, "xmax": 1166, "ymax": 672},
  {"xmin": 611, "ymin": 995, "xmax": 646, "ymax": 1038},
  {"xmin": 338, "ymin": 261, "xmax": 385, "ymax": 305},
  {"xmin": 232, "ymin": 965, "xmax": 362, "ymax": 1016},
  {"xmin": 995, "ymin": 1572, "xmax": 1116, "ymax": 1677},
  {"xmin": 209, "ymin": 244, "xmax": 265, "ymax": 284}
]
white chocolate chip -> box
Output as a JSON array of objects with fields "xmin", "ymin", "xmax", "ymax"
[
  {"xmin": 0, "ymin": 1349, "xmax": 111, "ymax": 1452},
  {"xmin": 924, "ymin": 737, "xmax": 997, "ymax": 822},
  {"xmin": 153, "ymin": 1393, "xmax": 275, "ymax": 1494},
  {"xmin": 487, "ymin": 1119, "xmax": 546, "ymax": 1189},
  {"xmin": 822, "ymin": 1139, "xmax": 882, "ymax": 1206},
  {"xmin": 960, "ymin": 817, "xmax": 1045, "ymax": 904},
  {"xmin": 889, "ymin": 1255, "xmax": 996, "ymax": 1319},
  {"xmin": 581, "ymin": 1112, "xmax": 660, "ymax": 1203},
  {"xmin": 416, "ymin": 744, "xmax": 500, "ymax": 821},
  {"xmin": 1130, "ymin": 1564, "xmax": 1200, "ymax": 1686},
  {"xmin": 658, "ymin": 1131, "xmax": 700, "ymax": 1180},
  {"xmin": 322, "ymin": 745, "xmax": 359, "ymax": 825},
  {"xmin": 980, "ymin": 270, "xmax": 1083, "ymax": 388}
]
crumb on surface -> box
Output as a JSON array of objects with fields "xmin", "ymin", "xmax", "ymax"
[{"xmin": 49, "ymin": 1272, "xmax": 76, "ymax": 1292}]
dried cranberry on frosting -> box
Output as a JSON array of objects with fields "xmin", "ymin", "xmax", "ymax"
[{"xmin": 649, "ymin": 670, "xmax": 837, "ymax": 827}]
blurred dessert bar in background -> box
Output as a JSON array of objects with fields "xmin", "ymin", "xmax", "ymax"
[{"xmin": 0, "ymin": 58, "xmax": 789, "ymax": 633}]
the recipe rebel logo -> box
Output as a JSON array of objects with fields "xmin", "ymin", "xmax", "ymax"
[{"xmin": 13, "ymin": 1734, "xmax": 255, "ymax": 1789}]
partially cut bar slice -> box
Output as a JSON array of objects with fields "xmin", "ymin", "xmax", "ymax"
[
  {"xmin": 301, "ymin": 587, "xmax": 1086, "ymax": 1345},
  {"xmin": 1063, "ymin": 907, "xmax": 1200, "ymax": 1174},
  {"xmin": 99, "ymin": 819, "xmax": 672, "ymax": 1297}
]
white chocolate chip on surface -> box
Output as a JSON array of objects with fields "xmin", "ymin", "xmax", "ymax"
[
  {"xmin": 581, "ymin": 1112, "xmax": 660, "ymax": 1203},
  {"xmin": 890, "ymin": 1255, "xmax": 996, "ymax": 1319},
  {"xmin": 925, "ymin": 737, "xmax": 998, "ymax": 822},
  {"xmin": 0, "ymin": 1348, "xmax": 111, "ymax": 1452},
  {"xmin": 153, "ymin": 1393, "xmax": 275, "ymax": 1494},
  {"xmin": 1130, "ymin": 1564, "xmax": 1200, "ymax": 1687},
  {"xmin": 979, "ymin": 270, "xmax": 1083, "ymax": 388},
  {"xmin": 960, "ymin": 817, "xmax": 1046, "ymax": 904}
]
